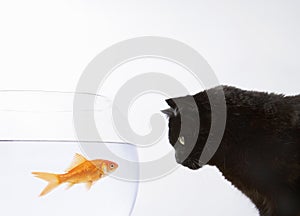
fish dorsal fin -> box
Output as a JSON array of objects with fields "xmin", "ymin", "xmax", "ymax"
[{"xmin": 65, "ymin": 153, "xmax": 88, "ymax": 172}]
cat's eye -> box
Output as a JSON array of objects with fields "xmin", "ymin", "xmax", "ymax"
[{"xmin": 178, "ymin": 136, "xmax": 185, "ymax": 145}]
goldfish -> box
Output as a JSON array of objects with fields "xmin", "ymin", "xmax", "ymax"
[{"xmin": 32, "ymin": 153, "xmax": 118, "ymax": 196}]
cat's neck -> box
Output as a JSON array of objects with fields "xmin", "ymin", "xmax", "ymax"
[
  {"xmin": 207, "ymin": 141, "xmax": 245, "ymax": 184},
  {"xmin": 206, "ymin": 141, "xmax": 263, "ymax": 201}
]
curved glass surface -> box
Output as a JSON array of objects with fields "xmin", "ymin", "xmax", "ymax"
[{"xmin": 0, "ymin": 91, "xmax": 139, "ymax": 216}]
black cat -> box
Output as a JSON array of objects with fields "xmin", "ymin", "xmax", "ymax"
[{"xmin": 163, "ymin": 86, "xmax": 300, "ymax": 216}]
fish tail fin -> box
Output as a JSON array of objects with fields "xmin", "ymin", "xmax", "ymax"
[{"xmin": 32, "ymin": 172, "xmax": 61, "ymax": 196}]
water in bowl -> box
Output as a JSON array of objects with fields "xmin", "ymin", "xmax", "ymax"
[{"xmin": 0, "ymin": 90, "xmax": 139, "ymax": 216}]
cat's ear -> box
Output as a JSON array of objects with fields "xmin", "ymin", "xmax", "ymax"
[
  {"xmin": 165, "ymin": 98, "xmax": 177, "ymax": 109},
  {"xmin": 161, "ymin": 108, "xmax": 176, "ymax": 117},
  {"xmin": 162, "ymin": 99, "xmax": 179, "ymax": 117},
  {"xmin": 166, "ymin": 96, "xmax": 198, "ymax": 111}
]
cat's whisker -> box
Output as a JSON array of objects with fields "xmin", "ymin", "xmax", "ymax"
[{"xmin": 190, "ymin": 158, "xmax": 201, "ymax": 167}]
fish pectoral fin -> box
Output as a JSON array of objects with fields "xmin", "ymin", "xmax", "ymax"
[
  {"xmin": 66, "ymin": 183, "xmax": 75, "ymax": 190},
  {"xmin": 86, "ymin": 181, "xmax": 94, "ymax": 190},
  {"xmin": 65, "ymin": 153, "xmax": 88, "ymax": 172}
]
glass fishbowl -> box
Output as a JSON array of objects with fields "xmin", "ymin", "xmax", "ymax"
[{"xmin": 0, "ymin": 90, "xmax": 139, "ymax": 216}]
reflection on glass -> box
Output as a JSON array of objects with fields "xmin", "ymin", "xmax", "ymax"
[{"xmin": 0, "ymin": 91, "xmax": 139, "ymax": 216}]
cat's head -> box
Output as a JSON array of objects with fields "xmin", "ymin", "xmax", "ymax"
[{"xmin": 162, "ymin": 92, "xmax": 212, "ymax": 170}]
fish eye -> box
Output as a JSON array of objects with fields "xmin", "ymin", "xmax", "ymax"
[
  {"xmin": 178, "ymin": 136, "xmax": 185, "ymax": 145},
  {"xmin": 110, "ymin": 164, "xmax": 114, "ymax": 169}
]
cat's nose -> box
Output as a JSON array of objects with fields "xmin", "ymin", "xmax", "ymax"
[
  {"xmin": 175, "ymin": 152, "xmax": 186, "ymax": 164},
  {"xmin": 175, "ymin": 157, "xmax": 184, "ymax": 164},
  {"xmin": 175, "ymin": 156, "xmax": 190, "ymax": 167}
]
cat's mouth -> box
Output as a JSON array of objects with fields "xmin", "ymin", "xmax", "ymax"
[{"xmin": 177, "ymin": 157, "xmax": 203, "ymax": 170}]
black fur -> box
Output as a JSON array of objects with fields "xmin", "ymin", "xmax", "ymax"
[{"xmin": 164, "ymin": 86, "xmax": 300, "ymax": 216}]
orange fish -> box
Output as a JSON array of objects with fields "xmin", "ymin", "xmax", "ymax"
[{"xmin": 32, "ymin": 153, "xmax": 118, "ymax": 196}]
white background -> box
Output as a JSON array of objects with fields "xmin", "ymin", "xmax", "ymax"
[{"xmin": 1, "ymin": 1, "xmax": 300, "ymax": 216}]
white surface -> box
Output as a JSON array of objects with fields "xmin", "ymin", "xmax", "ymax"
[{"xmin": 1, "ymin": 1, "xmax": 300, "ymax": 216}]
